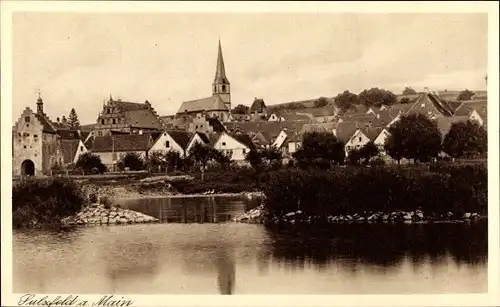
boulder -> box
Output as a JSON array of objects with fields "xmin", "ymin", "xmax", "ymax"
[
  {"xmin": 463, "ymin": 212, "xmax": 472, "ymax": 219},
  {"xmin": 285, "ymin": 212, "xmax": 296, "ymax": 217}
]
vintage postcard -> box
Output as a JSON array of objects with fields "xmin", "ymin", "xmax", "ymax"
[{"xmin": 1, "ymin": 1, "xmax": 499, "ymax": 306}]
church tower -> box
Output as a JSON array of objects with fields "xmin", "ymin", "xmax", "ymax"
[{"xmin": 212, "ymin": 39, "xmax": 231, "ymax": 111}]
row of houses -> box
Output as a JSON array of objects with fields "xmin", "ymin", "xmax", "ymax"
[{"xmin": 13, "ymin": 90, "xmax": 487, "ymax": 176}]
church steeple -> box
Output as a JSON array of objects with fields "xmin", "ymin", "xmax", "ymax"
[
  {"xmin": 212, "ymin": 39, "xmax": 231, "ymax": 111},
  {"xmin": 213, "ymin": 39, "xmax": 229, "ymax": 85}
]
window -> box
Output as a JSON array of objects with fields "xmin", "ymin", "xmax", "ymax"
[
  {"xmin": 80, "ymin": 146, "xmax": 83, "ymax": 151},
  {"xmin": 166, "ymin": 141, "xmax": 170, "ymax": 148},
  {"xmin": 358, "ymin": 137, "xmax": 362, "ymax": 142},
  {"xmin": 112, "ymin": 119, "xmax": 116, "ymax": 124},
  {"xmin": 101, "ymin": 119, "xmax": 105, "ymax": 125},
  {"xmin": 195, "ymin": 125, "xmax": 198, "ymax": 129},
  {"xmin": 222, "ymin": 142, "xmax": 226, "ymax": 146},
  {"xmin": 242, "ymin": 149, "xmax": 246, "ymax": 154},
  {"xmin": 222, "ymin": 85, "xmax": 226, "ymax": 92},
  {"xmin": 107, "ymin": 108, "xmax": 111, "ymax": 114},
  {"xmin": 24, "ymin": 116, "xmax": 30, "ymax": 123},
  {"xmin": 23, "ymin": 145, "xmax": 27, "ymax": 149}
]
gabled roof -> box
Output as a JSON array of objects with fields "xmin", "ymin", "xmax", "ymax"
[
  {"xmin": 435, "ymin": 116, "xmax": 470, "ymax": 138},
  {"xmin": 357, "ymin": 126, "xmax": 383, "ymax": 142},
  {"xmin": 61, "ymin": 140, "xmax": 81, "ymax": 164},
  {"xmin": 335, "ymin": 121, "xmax": 358, "ymax": 143},
  {"xmin": 117, "ymin": 101, "xmax": 149, "ymax": 112},
  {"xmin": 278, "ymin": 112, "xmax": 315, "ymax": 121},
  {"xmin": 177, "ymin": 95, "xmax": 228, "ymax": 114},
  {"xmin": 167, "ymin": 130, "xmax": 193, "ymax": 150},
  {"xmin": 123, "ymin": 109, "xmax": 163, "ymax": 129},
  {"xmin": 57, "ymin": 129, "xmax": 80, "ymax": 140},
  {"xmin": 408, "ymin": 93, "xmax": 453, "ymax": 117},
  {"xmin": 453, "ymin": 100, "xmax": 487, "ymax": 116},
  {"xmin": 227, "ymin": 132, "xmax": 255, "ymax": 150},
  {"xmin": 226, "ymin": 121, "xmax": 308, "ymax": 145},
  {"xmin": 90, "ymin": 134, "xmax": 152, "ymax": 152}
]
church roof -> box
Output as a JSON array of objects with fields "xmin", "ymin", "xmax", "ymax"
[
  {"xmin": 213, "ymin": 40, "xmax": 230, "ymax": 85},
  {"xmin": 177, "ymin": 95, "xmax": 228, "ymax": 114}
]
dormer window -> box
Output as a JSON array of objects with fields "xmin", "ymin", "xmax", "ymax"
[{"xmin": 107, "ymin": 108, "xmax": 111, "ymax": 114}]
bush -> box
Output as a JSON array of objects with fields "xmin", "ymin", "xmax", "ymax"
[
  {"xmin": 262, "ymin": 166, "xmax": 487, "ymax": 218},
  {"xmin": 117, "ymin": 152, "xmax": 146, "ymax": 171},
  {"xmin": 99, "ymin": 196, "xmax": 113, "ymax": 208},
  {"xmin": 12, "ymin": 178, "xmax": 85, "ymax": 229},
  {"xmin": 76, "ymin": 152, "xmax": 107, "ymax": 174}
]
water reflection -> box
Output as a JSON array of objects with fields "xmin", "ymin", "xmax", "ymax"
[
  {"xmin": 117, "ymin": 196, "xmax": 260, "ymax": 224},
  {"xmin": 12, "ymin": 196, "xmax": 488, "ymax": 294}
]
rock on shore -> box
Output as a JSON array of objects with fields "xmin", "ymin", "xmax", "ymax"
[
  {"xmin": 232, "ymin": 206, "xmax": 483, "ymax": 225},
  {"xmin": 62, "ymin": 203, "xmax": 159, "ymax": 226}
]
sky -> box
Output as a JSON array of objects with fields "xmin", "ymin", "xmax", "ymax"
[{"xmin": 12, "ymin": 12, "xmax": 488, "ymax": 124}]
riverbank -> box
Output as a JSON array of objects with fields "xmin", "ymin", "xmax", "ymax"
[
  {"xmin": 232, "ymin": 204, "xmax": 486, "ymax": 225},
  {"xmin": 61, "ymin": 203, "xmax": 159, "ymax": 226}
]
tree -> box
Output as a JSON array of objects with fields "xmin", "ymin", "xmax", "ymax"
[
  {"xmin": 292, "ymin": 131, "xmax": 345, "ymax": 168},
  {"xmin": 358, "ymin": 88, "xmax": 397, "ymax": 108},
  {"xmin": 245, "ymin": 149, "xmax": 264, "ymax": 171},
  {"xmin": 147, "ymin": 151, "xmax": 166, "ymax": 172},
  {"xmin": 189, "ymin": 142, "xmax": 216, "ymax": 180},
  {"xmin": 165, "ymin": 150, "xmax": 183, "ymax": 172},
  {"xmin": 402, "ymin": 87, "xmax": 417, "ymax": 95},
  {"xmin": 117, "ymin": 152, "xmax": 146, "ymax": 171},
  {"xmin": 384, "ymin": 113, "xmax": 442, "ymax": 163},
  {"xmin": 400, "ymin": 97, "xmax": 411, "ymax": 104},
  {"xmin": 333, "ymin": 90, "xmax": 359, "ymax": 113},
  {"xmin": 457, "ymin": 89, "xmax": 475, "ymax": 101},
  {"xmin": 232, "ymin": 104, "xmax": 249, "ymax": 114},
  {"xmin": 213, "ymin": 149, "xmax": 232, "ymax": 170},
  {"xmin": 358, "ymin": 141, "xmax": 379, "ymax": 164},
  {"xmin": 75, "ymin": 152, "xmax": 107, "ymax": 174},
  {"xmin": 287, "ymin": 102, "xmax": 306, "ymax": 110},
  {"xmin": 68, "ymin": 108, "xmax": 80, "ymax": 130},
  {"xmin": 443, "ymin": 120, "xmax": 487, "ymax": 159},
  {"xmin": 314, "ymin": 97, "xmax": 329, "ymax": 108}
]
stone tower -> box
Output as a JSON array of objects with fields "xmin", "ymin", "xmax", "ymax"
[{"xmin": 212, "ymin": 39, "xmax": 231, "ymax": 111}]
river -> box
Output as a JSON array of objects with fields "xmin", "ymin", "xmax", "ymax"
[{"xmin": 13, "ymin": 196, "xmax": 487, "ymax": 294}]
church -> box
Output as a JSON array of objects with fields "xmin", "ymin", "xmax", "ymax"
[{"xmin": 175, "ymin": 40, "xmax": 232, "ymax": 122}]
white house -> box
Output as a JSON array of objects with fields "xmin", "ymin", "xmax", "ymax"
[
  {"xmin": 469, "ymin": 109, "xmax": 487, "ymax": 127},
  {"xmin": 272, "ymin": 130, "xmax": 288, "ymax": 149},
  {"xmin": 90, "ymin": 134, "xmax": 153, "ymax": 169},
  {"xmin": 149, "ymin": 130, "xmax": 193, "ymax": 157},
  {"xmin": 267, "ymin": 113, "xmax": 281, "ymax": 121},
  {"xmin": 185, "ymin": 132, "xmax": 217, "ymax": 155},
  {"xmin": 213, "ymin": 132, "xmax": 255, "ymax": 161},
  {"xmin": 344, "ymin": 126, "xmax": 380, "ymax": 157}
]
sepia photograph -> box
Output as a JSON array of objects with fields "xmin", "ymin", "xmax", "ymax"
[{"xmin": 1, "ymin": 1, "xmax": 499, "ymax": 306}]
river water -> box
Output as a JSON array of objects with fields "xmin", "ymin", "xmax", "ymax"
[{"xmin": 13, "ymin": 196, "xmax": 487, "ymax": 294}]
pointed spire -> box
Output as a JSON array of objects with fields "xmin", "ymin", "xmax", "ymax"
[
  {"xmin": 36, "ymin": 89, "xmax": 44, "ymax": 115},
  {"xmin": 213, "ymin": 39, "xmax": 229, "ymax": 85}
]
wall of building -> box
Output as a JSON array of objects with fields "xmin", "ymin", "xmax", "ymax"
[
  {"xmin": 213, "ymin": 133, "xmax": 249, "ymax": 161},
  {"xmin": 150, "ymin": 132, "xmax": 186, "ymax": 157},
  {"xmin": 42, "ymin": 133, "xmax": 64, "ymax": 172},
  {"xmin": 345, "ymin": 130, "xmax": 370, "ymax": 156},
  {"xmin": 73, "ymin": 141, "xmax": 89, "ymax": 164},
  {"xmin": 94, "ymin": 151, "xmax": 147, "ymax": 170},
  {"xmin": 12, "ymin": 109, "xmax": 44, "ymax": 176},
  {"xmin": 185, "ymin": 134, "xmax": 205, "ymax": 156}
]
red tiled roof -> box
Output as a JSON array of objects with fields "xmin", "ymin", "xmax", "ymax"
[
  {"xmin": 177, "ymin": 95, "xmax": 228, "ymax": 114},
  {"xmin": 34, "ymin": 113, "xmax": 57, "ymax": 133},
  {"xmin": 123, "ymin": 109, "xmax": 164, "ymax": 130}
]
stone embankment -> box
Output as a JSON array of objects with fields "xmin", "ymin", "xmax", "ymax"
[
  {"xmin": 233, "ymin": 206, "xmax": 483, "ymax": 225},
  {"xmin": 62, "ymin": 203, "xmax": 159, "ymax": 226}
]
